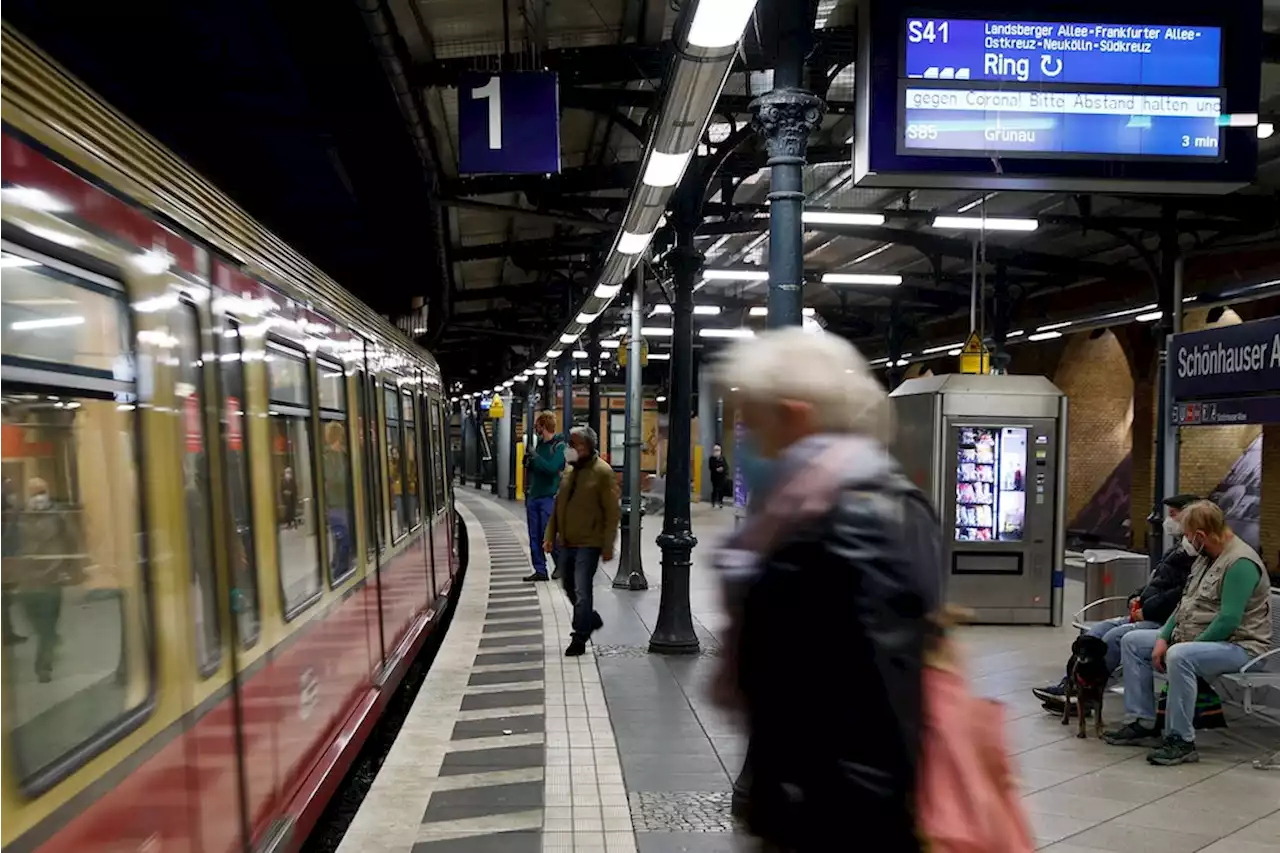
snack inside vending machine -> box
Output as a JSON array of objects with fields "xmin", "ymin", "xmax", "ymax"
[{"xmin": 890, "ymin": 374, "xmax": 1067, "ymax": 625}]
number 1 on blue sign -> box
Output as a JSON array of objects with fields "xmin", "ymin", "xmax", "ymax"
[{"xmin": 473, "ymin": 76, "xmax": 502, "ymax": 150}]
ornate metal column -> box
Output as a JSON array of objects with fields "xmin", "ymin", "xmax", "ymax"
[
  {"xmin": 587, "ymin": 330, "xmax": 603, "ymax": 437},
  {"xmin": 750, "ymin": 26, "xmax": 824, "ymax": 329},
  {"xmin": 615, "ymin": 266, "xmax": 649, "ymax": 591},
  {"xmin": 649, "ymin": 184, "xmax": 701, "ymax": 655}
]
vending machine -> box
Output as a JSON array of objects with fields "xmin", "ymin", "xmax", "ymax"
[{"xmin": 890, "ymin": 374, "xmax": 1068, "ymax": 625}]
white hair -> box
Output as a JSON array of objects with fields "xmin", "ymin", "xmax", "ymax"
[{"xmin": 710, "ymin": 327, "xmax": 893, "ymax": 443}]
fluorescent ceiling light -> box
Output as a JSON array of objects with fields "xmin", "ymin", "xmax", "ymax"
[
  {"xmin": 576, "ymin": 310, "xmax": 602, "ymax": 324},
  {"xmin": 699, "ymin": 328, "xmax": 755, "ymax": 339},
  {"xmin": 412, "ymin": 326, "xmax": 427, "ymax": 335},
  {"xmin": 1028, "ymin": 331, "xmax": 1063, "ymax": 342},
  {"xmin": 702, "ymin": 268, "xmax": 768, "ymax": 281},
  {"xmin": 652, "ymin": 304, "xmax": 721, "ymax": 315},
  {"xmin": 547, "ymin": 348, "xmax": 563, "ymax": 357},
  {"xmin": 850, "ymin": 244, "xmax": 893, "ymax": 264},
  {"xmin": 594, "ymin": 282, "xmax": 622, "ymax": 299},
  {"xmin": 748, "ymin": 306, "xmax": 816, "ymax": 317},
  {"xmin": 1101, "ymin": 302, "xmax": 1159, "ymax": 320},
  {"xmin": 640, "ymin": 327, "xmax": 674, "ymax": 337},
  {"xmin": 642, "ymin": 150, "xmax": 693, "ymax": 188},
  {"xmin": 600, "ymin": 340, "xmax": 620, "ymax": 349},
  {"xmin": 534, "ymin": 360, "xmax": 548, "ymax": 369},
  {"xmin": 573, "ymin": 350, "xmax": 589, "ymax": 359},
  {"xmin": 647, "ymin": 352, "xmax": 671, "ymax": 360},
  {"xmin": 656, "ymin": 395, "xmax": 667, "ymax": 403},
  {"xmin": 1036, "ymin": 321, "xmax": 1072, "ymax": 332},
  {"xmin": 617, "ymin": 229, "xmax": 655, "ymax": 255},
  {"xmin": 956, "ymin": 193, "xmax": 998, "ymax": 214},
  {"xmin": 895, "ymin": 359, "xmax": 909, "ymax": 367},
  {"xmin": 503, "ymin": 380, "xmax": 514, "ymax": 387},
  {"xmin": 1135, "ymin": 311, "xmax": 1164, "ymax": 323},
  {"xmin": 650, "ymin": 304, "xmax": 672, "ymax": 314},
  {"xmin": 599, "ymin": 351, "xmax": 611, "ymax": 359},
  {"xmin": 0, "ymin": 256, "xmax": 38, "ymax": 268},
  {"xmin": 802, "ymin": 210, "xmax": 886, "ymax": 226},
  {"xmin": 10, "ymin": 315, "xmax": 85, "ymax": 331},
  {"xmin": 685, "ymin": 0, "xmax": 759, "ymax": 49},
  {"xmin": 822, "ymin": 272, "xmax": 902, "ymax": 286},
  {"xmin": 2, "ymin": 187, "xmax": 70, "ymax": 212},
  {"xmin": 1259, "ymin": 123, "xmax": 1275, "ymax": 139},
  {"xmin": 922, "ymin": 342, "xmax": 963, "ymax": 354},
  {"xmin": 868, "ymin": 357, "xmax": 888, "ymax": 366},
  {"xmin": 1007, "ymin": 329, "xmax": 1025, "ymax": 338},
  {"xmin": 948, "ymin": 349, "xmax": 962, "ymax": 356},
  {"xmin": 932, "ymin": 215, "xmax": 1039, "ymax": 232},
  {"xmin": 559, "ymin": 332, "xmax": 578, "ymax": 344}
]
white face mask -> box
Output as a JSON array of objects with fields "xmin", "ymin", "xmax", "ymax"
[
  {"xmin": 563, "ymin": 447, "xmax": 579, "ymax": 465},
  {"xmin": 1163, "ymin": 516, "xmax": 1183, "ymax": 538},
  {"xmin": 1180, "ymin": 535, "xmax": 1200, "ymax": 557}
]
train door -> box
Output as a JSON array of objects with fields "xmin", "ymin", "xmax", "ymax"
[
  {"xmin": 354, "ymin": 360, "xmax": 385, "ymax": 676},
  {"xmin": 214, "ymin": 309, "xmax": 278, "ymax": 844}
]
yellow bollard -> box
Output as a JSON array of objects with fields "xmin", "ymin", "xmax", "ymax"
[
  {"xmin": 693, "ymin": 445, "xmax": 703, "ymax": 501},
  {"xmin": 515, "ymin": 442, "xmax": 525, "ymax": 500}
]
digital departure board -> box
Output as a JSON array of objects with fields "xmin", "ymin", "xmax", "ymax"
[{"xmin": 897, "ymin": 18, "xmax": 1225, "ymax": 161}]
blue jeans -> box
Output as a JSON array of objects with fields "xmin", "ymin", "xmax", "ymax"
[
  {"xmin": 1083, "ymin": 615, "xmax": 1160, "ymax": 674},
  {"xmin": 560, "ymin": 546, "xmax": 601, "ymax": 639},
  {"xmin": 328, "ymin": 508, "xmax": 352, "ymax": 579},
  {"xmin": 525, "ymin": 496, "xmax": 555, "ymax": 576},
  {"xmin": 1120, "ymin": 629, "xmax": 1252, "ymax": 741}
]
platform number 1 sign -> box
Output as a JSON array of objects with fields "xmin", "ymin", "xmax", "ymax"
[{"xmin": 458, "ymin": 71, "xmax": 561, "ymax": 176}]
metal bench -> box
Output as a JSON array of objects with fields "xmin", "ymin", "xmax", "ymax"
[
  {"xmin": 1215, "ymin": 588, "xmax": 1280, "ymax": 770},
  {"xmin": 1071, "ymin": 596, "xmax": 1133, "ymax": 634}
]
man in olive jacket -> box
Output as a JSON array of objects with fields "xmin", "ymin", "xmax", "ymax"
[{"xmin": 544, "ymin": 426, "xmax": 620, "ymax": 656}]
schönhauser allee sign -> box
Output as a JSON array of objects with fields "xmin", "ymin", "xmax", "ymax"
[{"xmin": 1170, "ymin": 316, "xmax": 1280, "ymax": 399}]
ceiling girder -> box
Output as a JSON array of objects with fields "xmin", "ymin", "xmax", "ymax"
[{"xmin": 453, "ymin": 233, "xmax": 608, "ymax": 262}]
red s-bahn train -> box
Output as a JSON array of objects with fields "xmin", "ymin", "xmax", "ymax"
[{"xmin": 1, "ymin": 25, "xmax": 462, "ymax": 853}]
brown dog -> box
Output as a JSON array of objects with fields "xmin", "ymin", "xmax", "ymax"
[{"xmin": 1061, "ymin": 635, "xmax": 1110, "ymax": 738}]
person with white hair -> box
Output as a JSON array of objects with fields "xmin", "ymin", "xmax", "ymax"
[
  {"xmin": 709, "ymin": 327, "xmax": 942, "ymax": 852},
  {"xmin": 543, "ymin": 424, "xmax": 620, "ymax": 656}
]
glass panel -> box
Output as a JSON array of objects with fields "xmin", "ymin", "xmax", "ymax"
[
  {"xmin": 957, "ymin": 426, "xmax": 1024, "ymax": 542},
  {"xmin": 997, "ymin": 428, "xmax": 1027, "ymax": 542},
  {"xmin": 387, "ymin": 421, "xmax": 404, "ymax": 541},
  {"xmin": 404, "ymin": 424, "xmax": 420, "ymax": 527},
  {"xmin": 271, "ymin": 415, "xmax": 320, "ymax": 612},
  {"xmin": 384, "ymin": 387, "xmax": 399, "ymax": 423},
  {"xmin": 322, "ymin": 420, "xmax": 355, "ymax": 583},
  {"xmin": 172, "ymin": 305, "xmax": 219, "ymax": 673},
  {"xmin": 1, "ymin": 391, "xmax": 147, "ymax": 780},
  {"xmin": 0, "ymin": 254, "xmax": 129, "ymax": 374},
  {"xmin": 429, "ymin": 403, "xmax": 445, "ymax": 511},
  {"xmin": 401, "ymin": 392, "xmax": 415, "ymax": 425},
  {"xmin": 267, "ymin": 346, "xmax": 309, "ymax": 407},
  {"xmin": 317, "ymin": 361, "xmax": 344, "ymax": 412},
  {"xmin": 356, "ymin": 376, "xmax": 375, "ymax": 562},
  {"xmin": 609, "ymin": 412, "xmax": 625, "ymax": 463},
  {"xmin": 369, "ymin": 376, "xmax": 385, "ymax": 553},
  {"xmin": 220, "ymin": 326, "xmax": 259, "ymax": 645}
]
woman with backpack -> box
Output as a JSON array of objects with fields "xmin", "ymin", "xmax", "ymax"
[{"xmin": 708, "ymin": 328, "xmax": 1033, "ymax": 853}]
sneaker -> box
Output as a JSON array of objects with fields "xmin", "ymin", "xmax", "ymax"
[
  {"xmin": 565, "ymin": 637, "xmax": 587, "ymax": 657},
  {"xmin": 1147, "ymin": 735, "xmax": 1199, "ymax": 766},
  {"xmin": 1031, "ymin": 678, "xmax": 1068, "ymax": 705},
  {"xmin": 523, "ymin": 572, "xmax": 549, "ymax": 582},
  {"xmin": 551, "ymin": 567, "xmax": 562, "ymax": 581},
  {"xmin": 1103, "ymin": 721, "xmax": 1161, "ymax": 747}
]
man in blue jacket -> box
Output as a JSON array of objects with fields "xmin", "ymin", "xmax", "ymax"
[
  {"xmin": 524, "ymin": 411, "xmax": 566, "ymax": 582},
  {"xmin": 1034, "ymin": 493, "xmax": 1199, "ymax": 710}
]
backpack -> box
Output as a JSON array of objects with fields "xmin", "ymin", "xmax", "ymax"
[{"xmin": 916, "ymin": 621, "xmax": 1035, "ymax": 853}]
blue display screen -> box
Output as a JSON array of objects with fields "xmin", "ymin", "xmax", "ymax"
[{"xmin": 904, "ymin": 19, "xmax": 1222, "ymax": 87}]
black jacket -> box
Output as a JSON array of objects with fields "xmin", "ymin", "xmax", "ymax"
[
  {"xmin": 708, "ymin": 455, "xmax": 727, "ymax": 480},
  {"xmin": 1137, "ymin": 545, "xmax": 1195, "ymax": 625},
  {"xmin": 737, "ymin": 467, "xmax": 940, "ymax": 852}
]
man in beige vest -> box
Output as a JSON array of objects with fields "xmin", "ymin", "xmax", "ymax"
[{"xmin": 1104, "ymin": 501, "xmax": 1272, "ymax": 765}]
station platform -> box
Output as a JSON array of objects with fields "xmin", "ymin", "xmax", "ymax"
[{"xmin": 337, "ymin": 491, "xmax": 1280, "ymax": 853}]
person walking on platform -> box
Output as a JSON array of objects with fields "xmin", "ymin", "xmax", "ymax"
[
  {"xmin": 708, "ymin": 444, "xmax": 728, "ymax": 508},
  {"xmin": 1033, "ymin": 493, "xmax": 1199, "ymax": 712},
  {"xmin": 543, "ymin": 426, "xmax": 619, "ymax": 656},
  {"xmin": 707, "ymin": 328, "xmax": 941, "ymax": 853},
  {"xmin": 523, "ymin": 411, "xmax": 565, "ymax": 582}
]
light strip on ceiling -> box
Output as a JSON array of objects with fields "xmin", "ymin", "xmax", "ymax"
[
  {"xmin": 932, "ymin": 215, "xmax": 1039, "ymax": 232},
  {"xmin": 749, "ymin": 306, "xmax": 815, "ymax": 317},
  {"xmin": 703, "ymin": 268, "xmax": 768, "ymax": 281},
  {"xmin": 617, "ymin": 229, "xmax": 655, "ymax": 255},
  {"xmin": 686, "ymin": 0, "xmax": 759, "ymax": 48},
  {"xmin": 700, "ymin": 328, "xmax": 755, "ymax": 339},
  {"xmin": 642, "ymin": 150, "xmax": 694, "ymax": 188},
  {"xmin": 593, "ymin": 282, "xmax": 622, "ymax": 299},
  {"xmin": 822, "ymin": 272, "xmax": 902, "ymax": 286},
  {"xmin": 802, "ymin": 210, "xmax": 887, "ymax": 226}
]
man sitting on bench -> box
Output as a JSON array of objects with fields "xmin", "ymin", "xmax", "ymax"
[
  {"xmin": 1033, "ymin": 493, "xmax": 1199, "ymax": 712},
  {"xmin": 1103, "ymin": 500, "xmax": 1273, "ymax": 766}
]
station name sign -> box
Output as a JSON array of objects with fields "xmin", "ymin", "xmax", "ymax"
[
  {"xmin": 1170, "ymin": 316, "xmax": 1280, "ymax": 400},
  {"xmin": 899, "ymin": 17, "xmax": 1224, "ymax": 161}
]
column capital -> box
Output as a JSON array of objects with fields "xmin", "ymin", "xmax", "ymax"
[{"xmin": 749, "ymin": 87, "xmax": 826, "ymax": 163}]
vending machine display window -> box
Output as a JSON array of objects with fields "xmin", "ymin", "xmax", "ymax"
[{"xmin": 955, "ymin": 426, "xmax": 1027, "ymax": 542}]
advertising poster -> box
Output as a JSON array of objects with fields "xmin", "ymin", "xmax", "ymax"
[{"xmin": 1209, "ymin": 435, "xmax": 1262, "ymax": 551}]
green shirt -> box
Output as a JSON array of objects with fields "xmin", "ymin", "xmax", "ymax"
[
  {"xmin": 1159, "ymin": 558, "xmax": 1262, "ymax": 643},
  {"xmin": 525, "ymin": 435, "xmax": 566, "ymax": 500}
]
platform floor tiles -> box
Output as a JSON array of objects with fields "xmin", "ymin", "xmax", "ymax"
[{"xmin": 343, "ymin": 489, "xmax": 1280, "ymax": 853}]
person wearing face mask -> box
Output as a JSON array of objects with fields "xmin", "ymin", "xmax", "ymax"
[
  {"xmin": 1105, "ymin": 500, "xmax": 1272, "ymax": 765},
  {"xmin": 523, "ymin": 411, "xmax": 566, "ymax": 582},
  {"xmin": 543, "ymin": 426, "xmax": 619, "ymax": 656},
  {"xmin": 1033, "ymin": 493, "xmax": 1199, "ymax": 710},
  {"xmin": 707, "ymin": 328, "xmax": 941, "ymax": 853},
  {"xmin": 17, "ymin": 477, "xmax": 79, "ymax": 682},
  {"xmin": 708, "ymin": 444, "xmax": 728, "ymax": 508}
]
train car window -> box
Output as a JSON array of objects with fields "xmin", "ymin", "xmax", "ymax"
[
  {"xmin": 354, "ymin": 372, "xmax": 374, "ymax": 564},
  {"xmin": 428, "ymin": 399, "xmax": 446, "ymax": 513},
  {"xmin": 318, "ymin": 359, "xmax": 355, "ymax": 585},
  {"xmin": 401, "ymin": 391, "xmax": 420, "ymax": 529},
  {"xmin": 368, "ymin": 373, "xmax": 386, "ymax": 554},
  {"xmin": 0, "ymin": 246, "xmax": 152, "ymax": 791},
  {"xmin": 219, "ymin": 322, "xmax": 260, "ymax": 647},
  {"xmin": 384, "ymin": 385, "xmax": 404, "ymax": 542},
  {"xmin": 172, "ymin": 302, "xmax": 220, "ymax": 676},
  {"xmin": 267, "ymin": 342, "xmax": 321, "ymax": 616}
]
